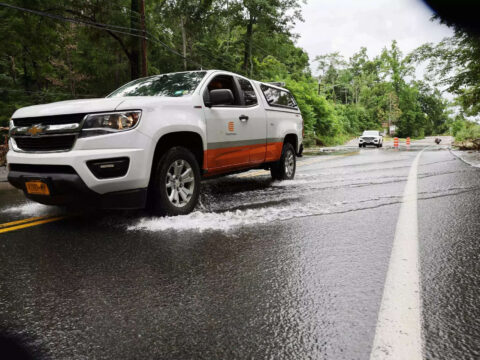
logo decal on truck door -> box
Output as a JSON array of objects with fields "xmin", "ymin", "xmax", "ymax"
[{"xmin": 228, "ymin": 121, "xmax": 235, "ymax": 132}]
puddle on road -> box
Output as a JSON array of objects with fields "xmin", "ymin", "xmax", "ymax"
[
  {"xmin": 128, "ymin": 202, "xmax": 333, "ymax": 233},
  {"xmin": 303, "ymin": 148, "xmax": 359, "ymax": 156},
  {"xmin": 128, "ymin": 191, "xmax": 405, "ymax": 233},
  {"xmin": 1, "ymin": 202, "xmax": 61, "ymax": 217},
  {"xmin": 127, "ymin": 158, "xmax": 417, "ymax": 233},
  {"xmin": 128, "ymin": 174, "xmax": 479, "ymax": 234}
]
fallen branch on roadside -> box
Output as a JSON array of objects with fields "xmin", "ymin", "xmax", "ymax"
[{"xmin": 453, "ymin": 138, "xmax": 480, "ymax": 150}]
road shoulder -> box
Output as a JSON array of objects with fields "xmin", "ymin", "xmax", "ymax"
[{"xmin": 450, "ymin": 149, "xmax": 480, "ymax": 168}]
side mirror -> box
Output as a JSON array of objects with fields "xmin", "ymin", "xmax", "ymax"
[{"xmin": 208, "ymin": 89, "xmax": 234, "ymax": 107}]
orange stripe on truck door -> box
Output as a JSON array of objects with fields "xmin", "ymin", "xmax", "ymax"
[{"xmin": 203, "ymin": 141, "xmax": 283, "ymax": 174}]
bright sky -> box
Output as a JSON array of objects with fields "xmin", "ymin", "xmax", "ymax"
[{"xmin": 294, "ymin": 0, "xmax": 454, "ymax": 74}]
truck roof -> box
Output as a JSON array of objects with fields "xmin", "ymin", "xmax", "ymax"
[
  {"xmin": 206, "ymin": 70, "xmax": 290, "ymax": 92},
  {"xmin": 127, "ymin": 69, "xmax": 291, "ymax": 93}
]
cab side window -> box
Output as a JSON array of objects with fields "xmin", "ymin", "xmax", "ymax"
[
  {"xmin": 287, "ymin": 93, "xmax": 298, "ymax": 108},
  {"xmin": 260, "ymin": 85, "xmax": 298, "ymax": 110},
  {"xmin": 203, "ymin": 75, "xmax": 241, "ymax": 106},
  {"xmin": 236, "ymin": 77, "xmax": 258, "ymax": 106}
]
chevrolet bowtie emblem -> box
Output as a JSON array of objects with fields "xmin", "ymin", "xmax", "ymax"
[{"xmin": 27, "ymin": 124, "xmax": 45, "ymax": 136}]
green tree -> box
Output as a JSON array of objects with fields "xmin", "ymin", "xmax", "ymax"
[
  {"xmin": 235, "ymin": 0, "xmax": 304, "ymax": 76},
  {"xmin": 412, "ymin": 18, "xmax": 480, "ymax": 117},
  {"xmin": 416, "ymin": 82, "xmax": 450, "ymax": 135}
]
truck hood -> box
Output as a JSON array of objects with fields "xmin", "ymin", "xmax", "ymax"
[{"xmin": 12, "ymin": 96, "xmax": 196, "ymax": 118}]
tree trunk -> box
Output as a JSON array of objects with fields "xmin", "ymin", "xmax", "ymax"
[
  {"xmin": 180, "ymin": 16, "xmax": 187, "ymax": 70},
  {"xmin": 9, "ymin": 56, "xmax": 16, "ymax": 85},
  {"xmin": 66, "ymin": 50, "xmax": 75, "ymax": 97},
  {"xmin": 130, "ymin": 0, "xmax": 141, "ymax": 80},
  {"xmin": 243, "ymin": 16, "xmax": 253, "ymax": 73},
  {"xmin": 22, "ymin": 48, "xmax": 30, "ymax": 92},
  {"xmin": 140, "ymin": 0, "xmax": 147, "ymax": 77}
]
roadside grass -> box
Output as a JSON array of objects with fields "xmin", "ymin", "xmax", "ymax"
[
  {"xmin": 453, "ymin": 123, "xmax": 480, "ymax": 150},
  {"xmin": 304, "ymin": 133, "xmax": 356, "ymax": 148},
  {"xmin": 0, "ymin": 146, "xmax": 7, "ymax": 167},
  {"xmin": 0, "ymin": 130, "xmax": 7, "ymax": 167},
  {"xmin": 455, "ymin": 124, "xmax": 480, "ymax": 142}
]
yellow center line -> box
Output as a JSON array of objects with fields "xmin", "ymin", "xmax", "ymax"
[
  {"xmin": 0, "ymin": 216, "xmax": 66, "ymax": 234},
  {"xmin": 0, "ymin": 215, "xmax": 54, "ymax": 229}
]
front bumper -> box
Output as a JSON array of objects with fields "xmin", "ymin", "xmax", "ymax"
[
  {"xmin": 7, "ymin": 147, "xmax": 150, "ymax": 194},
  {"xmin": 359, "ymin": 139, "xmax": 379, "ymax": 145},
  {"xmin": 7, "ymin": 166, "xmax": 147, "ymax": 209},
  {"xmin": 6, "ymin": 132, "xmax": 153, "ymax": 209}
]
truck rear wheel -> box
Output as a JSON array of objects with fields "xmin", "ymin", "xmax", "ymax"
[
  {"xmin": 271, "ymin": 143, "xmax": 296, "ymax": 180},
  {"xmin": 149, "ymin": 146, "xmax": 200, "ymax": 216}
]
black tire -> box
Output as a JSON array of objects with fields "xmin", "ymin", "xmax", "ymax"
[
  {"xmin": 149, "ymin": 146, "xmax": 201, "ymax": 216},
  {"xmin": 359, "ymin": 144, "xmax": 362, "ymax": 148},
  {"xmin": 271, "ymin": 143, "xmax": 296, "ymax": 180}
]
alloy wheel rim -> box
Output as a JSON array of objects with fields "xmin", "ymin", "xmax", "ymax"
[
  {"xmin": 284, "ymin": 150, "xmax": 295, "ymax": 177},
  {"xmin": 165, "ymin": 159, "xmax": 195, "ymax": 208}
]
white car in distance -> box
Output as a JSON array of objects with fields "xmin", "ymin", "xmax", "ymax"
[{"xmin": 359, "ymin": 130, "xmax": 383, "ymax": 148}]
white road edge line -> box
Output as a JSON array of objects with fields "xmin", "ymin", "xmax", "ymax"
[{"xmin": 370, "ymin": 148, "xmax": 428, "ymax": 360}]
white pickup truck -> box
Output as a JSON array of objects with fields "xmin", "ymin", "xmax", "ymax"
[{"xmin": 7, "ymin": 70, "xmax": 304, "ymax": 215}]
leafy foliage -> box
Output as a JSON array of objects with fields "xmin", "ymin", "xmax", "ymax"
[
  {"xmin": 411, "ymin": 17, "xmax": 480, "ymax": 118},
  {"xmin": 312, "ymin": 41, "xmax": 452, "ymax": 141},
  {"xmin": 0, "ymin": 0, "xmax": 455, "ymax": 145}
]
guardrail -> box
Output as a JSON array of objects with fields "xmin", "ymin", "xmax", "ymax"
[{"xmin": 0, "ymin": 127, "xmax": 9, "ymax": 167}]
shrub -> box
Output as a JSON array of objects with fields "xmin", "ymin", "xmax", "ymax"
[{"xmin": 455, "ymin": 123, "xmax": 480, "ymax": 142}]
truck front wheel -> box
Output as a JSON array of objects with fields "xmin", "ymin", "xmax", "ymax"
[
  {"xmin": 149, "ymin": 146, "xmax": 200, "ymax": 216},
  {"xmin": 271, "ymin": 143, "xmax": 296, "ymax": 180}
]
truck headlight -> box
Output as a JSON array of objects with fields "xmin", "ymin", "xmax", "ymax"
[{"xmin": 80, "ymin": 111, "xmax": 141, "ymax": 137}]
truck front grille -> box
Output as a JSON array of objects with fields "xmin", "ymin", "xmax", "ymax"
[
  {"xmin": 362, "ymin": 137, "xmax": 374, "ymax": 141},
  {"xmin": 14, "ymin": 135, "xmax": 77, "ymax": 152},
  {"xmin": 13, "ymin": 113, "xmax": 87, "ymax": 127}
]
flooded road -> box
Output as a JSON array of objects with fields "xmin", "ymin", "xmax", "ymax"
[{"xmin": 0, "ymin": 143, "xmax": 478, "ymax": 359}]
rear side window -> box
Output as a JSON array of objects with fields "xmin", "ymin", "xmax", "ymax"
[
  {"xmin": 260, "ymin": 85, "xmax": 298, "ymax": 109},
  {"xmin": 236, "ymin": 77, "xmax": 258, "ymax": 106}
]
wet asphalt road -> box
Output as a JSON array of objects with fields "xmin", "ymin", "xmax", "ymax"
[{"xmin": 0, "ymin": 144, "xmax": 478, "ymax": 359}]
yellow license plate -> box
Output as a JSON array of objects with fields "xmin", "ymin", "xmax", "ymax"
[{"xmin": 25, "ymin": 181, "xmax": 50, "ymax": 195}]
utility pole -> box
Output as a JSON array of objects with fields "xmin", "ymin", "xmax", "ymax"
[
  {"xmin": 140, "ymin": 0, "xmax": 148, "ymax": 77},
  {"xmin": 389, "ymin": 93, "xmax": 392, "ymax": 135}
]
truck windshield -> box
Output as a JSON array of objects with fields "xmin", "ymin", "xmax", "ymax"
[
  {"xmin": 107, "ymin": 71, "xmax": 207, "ymax": 98},
  {"xmin": 362, "ymin": 131, "xmax": 379, "ymax": 136}
]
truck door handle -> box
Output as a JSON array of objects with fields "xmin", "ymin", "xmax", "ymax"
[{"xmin": 239, "ymin": 115, "xmax": 249, "ymax": 122}]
